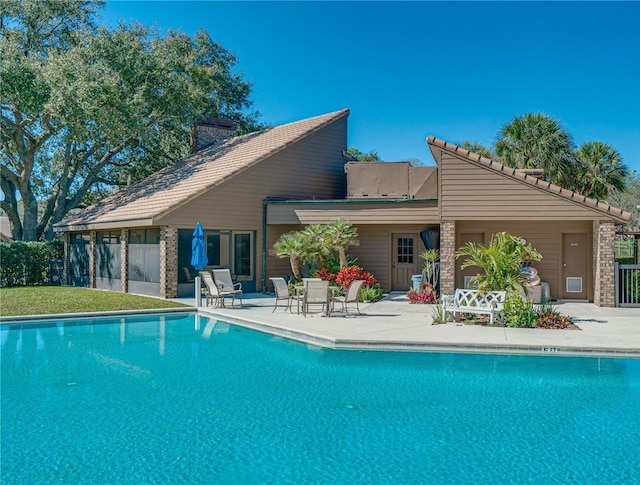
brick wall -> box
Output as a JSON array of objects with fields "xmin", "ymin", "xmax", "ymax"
[
  {"xmin": 160, "ymin": 227, "xmax": 178, "ymax": 298},
  {"xmin": 593, "ymin": 220, "xmax": 615, "ymax": 307},
  {"xmin": 440, "ymin": 220, "xmax": 456, "ymax": 295}
]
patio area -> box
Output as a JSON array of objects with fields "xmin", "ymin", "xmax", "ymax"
[{"xmin": 175, "ymin": 292, "xmax": 640, "ymax": 358}]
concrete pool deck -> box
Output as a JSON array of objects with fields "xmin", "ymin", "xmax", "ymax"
[{"xmin": 174, "ymin": 292, "xmax": 640, "ymax": 358}]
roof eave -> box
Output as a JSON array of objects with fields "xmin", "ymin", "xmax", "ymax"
[{"xmin": 426, "ymin": 135, "xmax": 631, "ymax": 224}]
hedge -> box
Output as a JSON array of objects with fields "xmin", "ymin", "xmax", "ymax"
[{"xmin": 0, "ymin": 240, "xmax": 64, "ymax": 287}]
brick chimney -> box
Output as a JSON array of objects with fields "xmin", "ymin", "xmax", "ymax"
[{"xmin": 190, "ymin": 117, "xmax": 235, "ymax": 153}]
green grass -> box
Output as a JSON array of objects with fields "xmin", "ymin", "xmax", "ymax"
[{"xmin": 0, "ymin": 286, "xmax": 191, "ymax": 317}]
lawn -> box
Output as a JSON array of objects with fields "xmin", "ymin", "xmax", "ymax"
[{"xmin": 0, "ymin": 286, "xmax": 191, "ymax": 317}]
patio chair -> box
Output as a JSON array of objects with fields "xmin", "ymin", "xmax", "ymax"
[
  {"xmin": 211, "ymin": 269, "xmax": 243, "ymax": 307},
  {"xmin": 331, "ymin": 279, "xmax": 364, "ymax": 317},
  {"xmin": 270, "ymin": 277, "xmax": 292, "ymax": 312},
  {"xmin": 302, "ymin": 279, "xmax": 330, "ymax": 317},
  {"xmin": 199, "ymin": 271, "xmax": 235, "ymax": 308},
  {"xmin": 292, "ymin": 277, "xmax": 321, "ymax": 314},
  {"xmin": 183, "ymin": 266, "xmax": 194, "ymax": 283}
]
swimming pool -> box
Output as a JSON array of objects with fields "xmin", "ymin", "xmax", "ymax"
[{"xmin": 1, "ymin": 313, "xmax": 639, "ymax": 484}]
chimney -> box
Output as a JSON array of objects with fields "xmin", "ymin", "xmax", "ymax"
[{"xmin": 190, "ymin": 117, "xmax": 235, "ymax": 153}]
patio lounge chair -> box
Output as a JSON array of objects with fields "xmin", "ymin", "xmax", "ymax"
[
  {"xmin": 331, "ymin": 279, "xmax": 364, "ymax": 317},
  {"xmin": 211, "ymin": 269, "xmax": 243, "ymax": 307},
  {"xmin": 302, "ymin": 279, "xmax": 330, "ymax": 317},
  {"xmin": 199, "ymin": 271, "xmax": 235, "ymax": 308},
  {"xmin": 270, "ymin": 277, "xmax": 292, "ymax": 312}
]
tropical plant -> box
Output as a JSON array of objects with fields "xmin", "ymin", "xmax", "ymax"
[
  {"xmin": 407, "ymin": 282, "xmax": 437, "ymax": 304},
  {"xmin": 346, "ymin": 147, "xmax": 381, "ymax": 161},
  {"xmin": 420, "ymin": 249, "xmax": 439, "ymax": 280},
  {"xmin": 323, "ymin": 218, "xmax": 360, "ymax": 268},
  {"xmin": 430, "ymin": 301, "xmax": 448, "ymax": 324},
  {"xmin": 358, "ymin": 284, "xmax": 383, "ymax": 303},
  {"xmin": 495, "ymin": 113, "xmax": 577, "ymax": 187},
  {"xmin": 270, "ymin": 231, "xmax": 309, "ymax": 281},
  {"xmin": 574, "ymin": 141, "xmax": 629, "ymax": 200},
  {"xmin": 455, "ymin": 232, "xmax": 542, "ymax": 295},
  {"xmin": 313, "ymin": 267, "xmax": 335, "ymax": 283},
  {"xmin": 504, "ymin": 294, "xmax": 538, "ymax": 328},
  {"xmin": 534, "ymin": 303, "xmax": 574, "ymax": 329},
  {"xmin": 324, "ymin": 255, "xmax": 357, "ymax": 275},
  {"xmin": 301, "ymin": 224, "xmax": 331, "ymax": 267},
  {"xmin": 457, "ymin": 140, "xmax": 497, "ymax": 159},
  {"xmin": 334, "ymin": 265, "xmax": 376, "ymax": 289}
]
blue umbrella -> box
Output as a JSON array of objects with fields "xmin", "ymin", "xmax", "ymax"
[{"xmin": 190, "ymin": 222, "xmax": 208, "ymax": 271}]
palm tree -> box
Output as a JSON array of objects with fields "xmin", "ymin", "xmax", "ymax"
[
  {"xmin": 271, "ymin": 231, "xmax": 309, "ymax": 281},
  {"xmin": 455, "ymin": 232, "xmax": 541, "ymax": 295},
  {"xmin": 495, "ymin": 113, "xmax": 577, "ymax": 186},
  {"xmin": 324, "ymin": 218, "xmax": 359, "ymax": 269},
  {"xmin": 301, "ymin": 224, "xmax": 331, "ymax": 267},
  {"xmin": 457, "ymin": 140, "xmax": 497, "ymax": 160},
  {"xmin": 574, "ymin": 141, "xmax": 628, "ymax": 200}
]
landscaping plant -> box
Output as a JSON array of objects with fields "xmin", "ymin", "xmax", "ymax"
[
  {"xmin": 455, "ymin": 232, "xmax": 542, "ymax": 295},
  {"xmin": 407, "ymin": 281, "xmax": 437, "ymax": 304}
]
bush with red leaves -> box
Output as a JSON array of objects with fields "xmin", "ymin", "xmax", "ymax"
[{"xmin": 334, "ymin": 265, "xmax": 377, "ymax": 289}]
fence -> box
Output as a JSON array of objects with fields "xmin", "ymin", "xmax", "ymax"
[{"xmin": 615, "ymin": 263, "xmax": 640, "ymax": 307}]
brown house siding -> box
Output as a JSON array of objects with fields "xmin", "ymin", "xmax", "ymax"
[
  {"xmin": 158, "ymin": 118, "xmax": 348, "ymax": 292},
  {"xmin": 440, "ymin": 154, "xmax": 605, "ymax": 220},
  {"xmin": 455, "ymin": 220, "xmax": 593, "ymax": 301},
  {"xmin": 266, "ymin": 201, "xmax": 439, "ymax": 225}
]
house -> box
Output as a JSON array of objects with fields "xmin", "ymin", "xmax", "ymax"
[{"xmin": 55, "ymin": 109, "xmax": 630, "ymax": 306}]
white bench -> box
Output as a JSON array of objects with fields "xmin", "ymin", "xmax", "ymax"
[{"xmin": 442, "ymin": 289, "xmax": 506, "ymax": 324}]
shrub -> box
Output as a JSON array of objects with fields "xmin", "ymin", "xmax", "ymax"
[
  {"xmin": 0, "ymin": 240, "xmax": 64, "ymax": 287},
  {"xmin": 359, "ymin": 284, "xmax": 383, "ymax": 302},
  {"xmin": 407, "ymin": 282, "xmax": 437, "ymax": 304},
  {"xmin": 313, "ymin": 267, "xmax": 336, "ymax": 282},
  {"xmin": 504, "ymin": 294, "xmax": 538, "ymax": 327},
  {"xmin": 334, "ymin": 265, "xmax": 377, "ymax": 289},
  {"xmin": 535, "ymin": 303, "xmax": 574, "ymax": 329}
]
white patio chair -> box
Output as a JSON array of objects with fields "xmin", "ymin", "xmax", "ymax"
[
  {"xmin": 302, "ymin": 279, "xmax": 330, "ymax": 317},
  {"xmin": 199, "ymin": 271, "xmax": 234, "ymax": 308},
  {"xmin": 211, "ymin": 269, "xmax": 243, "ymax": 307},
  {"xmin": 330, "ymin": 279, "xmax": 364, "ymax": 317},
  {"xmin": 270, "ymin": 277, "xmax": 292, "ymax": 312}
]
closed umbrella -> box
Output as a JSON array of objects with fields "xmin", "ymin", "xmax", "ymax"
[
  {"xmin": 191, "ymin": 222, "xmax": 207, "ymax": 307},
  {"xmin": 191, "ymin": 222, "xmax": 208, "ymax": 270}
]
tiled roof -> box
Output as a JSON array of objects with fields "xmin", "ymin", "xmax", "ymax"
[
  {"xmin": 427, "ymin": 135, "xmax": 631, "ymax": 223},
  {"xmin": 56, "ymin": 109, "xmax": 350, "ymax": 229}
]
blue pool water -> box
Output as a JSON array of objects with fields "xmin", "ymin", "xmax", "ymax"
[{"xmin": 1, "ymin": 313, "xmax": 639, "ymax": 484}]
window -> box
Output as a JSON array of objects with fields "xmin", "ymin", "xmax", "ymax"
[
  {"xmin": 129, "ymin": 228, "xmax": 160, "ymax": 244},
  {"xmin": 234, "ymin": 232, "xmax": 252, "ymax": 277},
  {"xmin": 397, "ymin": 237, "xmax": 414, "ymax": 264}
]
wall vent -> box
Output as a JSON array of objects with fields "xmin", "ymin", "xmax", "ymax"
[{"xmin": 566, "ymin": 277, "xmax": 583, "ymax": 293}]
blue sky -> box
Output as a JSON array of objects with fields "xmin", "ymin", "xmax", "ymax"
[{"xmin": 102, "ymin": 1, "xmax": 640, "ymax": 173}]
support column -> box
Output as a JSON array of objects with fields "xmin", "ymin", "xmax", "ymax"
[
  {"xmin": 160, "ymin": 227, "xmax": 178, "ymax": 299},
  {"xmin": 121, "ymin": 228, "xmax": 129, "ymax": 293},
  {"xmin": 440, "ymin": 220, "xmax": 456, "ymax": 296},
  {"xmin": 593, "ymin": 220, "xmax": 615, "ymax": 307},
  {"xmin": 63, "ymin": 232, "xmax": 70, "ymax": 285},
  {"xmin": 89, "ymin": 230, "xmax": 96, "ymax": 288}
]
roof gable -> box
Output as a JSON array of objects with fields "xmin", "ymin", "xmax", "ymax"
[
  {"xmin": 56, "ymin": 109, "xmax": 349, "ymax": 230},
  {"xmin": 427, "ymin": 135, "xmax": 630, "ymax": 223}
]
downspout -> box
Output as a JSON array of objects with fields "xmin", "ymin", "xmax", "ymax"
[{"xmin": 261, "ymin": 199, "xmax": 267, "ymax": 293}]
